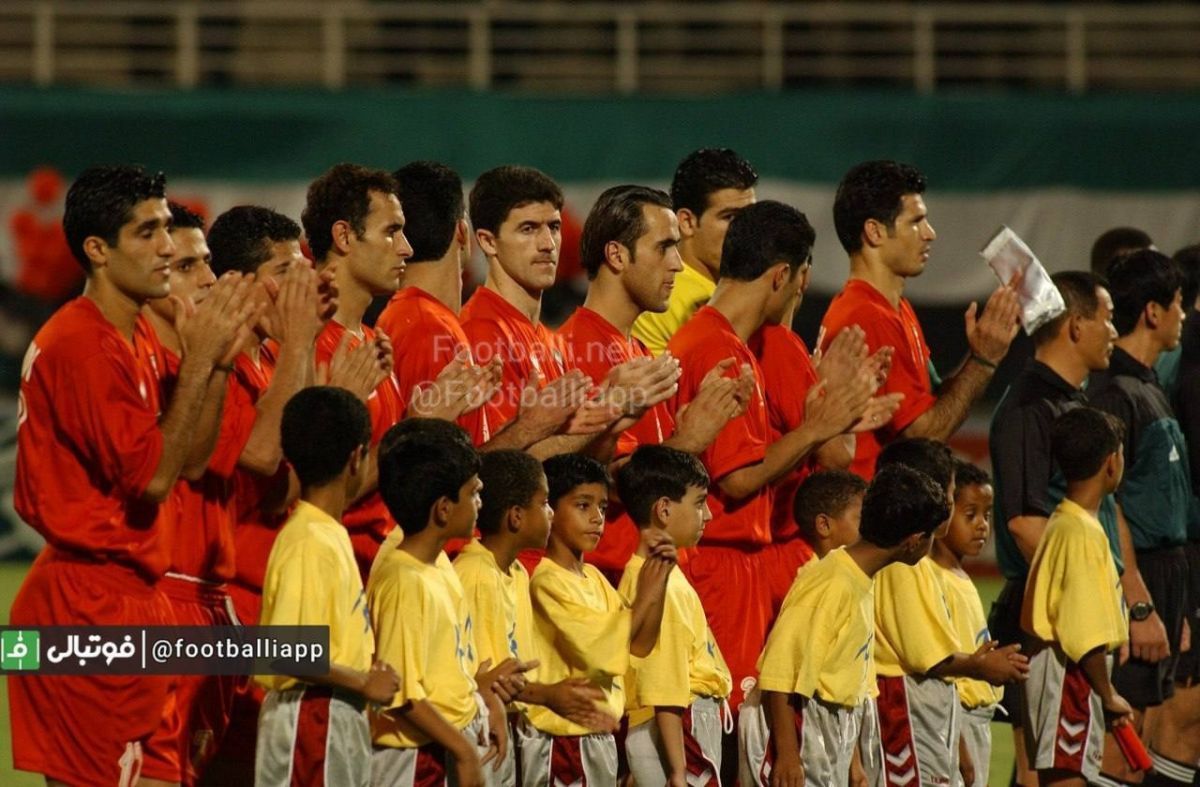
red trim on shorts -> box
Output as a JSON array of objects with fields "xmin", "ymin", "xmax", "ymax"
[
  {"xmin": 682, "ymin": 705, "xmax": 719, "ymax": 786},
  {"xmin": 551, "ymin": 736, "xmax": 587, "ymax": 785},
  {"xmin": 292, "ymin": 686, "xmax": 332, "ymax": 787},
  {"xmin": 876, "ymin": 676, "xmax": 921, "ymax": 787},
  {"xmin": 1051, "ymin": 661, "xmax": 1093, "ymax": 773},
  {"xmin": 415, "ymin": 741, "xmax": 449, "ymax": 787}
]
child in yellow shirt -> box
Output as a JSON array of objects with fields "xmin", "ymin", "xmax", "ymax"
[
  {"xmin": 525, "ymin": 453, "xmax": 676, "ymax": 786},
  {"xmin": 616, "ymin": 445, "xmax": 733, "ymax": 787},
  {"xmin": 368, "ymin": 418, "xmax": 507, "ymax": 787},
  {"xmin": 1022, "ymin": 408, "xmax": 1132, "ymax": 787},
  {"xmin": 793, "ymin": 470, "xmax": 868, "ymax": 560},
  {"xmin": 256, "ymin": 387, "xmax": 400, "ymax": 787},
  {"xmin": 931, "ymin": 460, "xmax": 1004, "ymax": 787}
]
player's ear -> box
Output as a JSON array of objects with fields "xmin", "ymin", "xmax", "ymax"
[
  {"xmin": 347, "ymin": 443, "xmax": 367, "ymax": 477},
  {"xmin": 676, "ymin": 208, "xmax": 698, "ymax": 240},
  {"xmin": 814, "ymin": 513, "xmax": 832, "ymax": 538},
  {"xmin": 506, "ymin": 504, "xmax": 524, "ymax": 534},
  {"xmin": 432, "ymin": 495, "xmax": 453, "ymax": 527},
  {"xmin": 455, "ymin": 217, "xmax": 470, "ymax": 250},
  {"xmin": 863, "ymin": 218, "xmax": 888, "ymax": 249},
  {"xmin": 604, "ymin": 240, "xmax": 629, "ymax": 273},
  {"xmin": 82, "ymin": 235, "xmax": 108, "ymax": 270},
  {"xmin": 652, "ymin": 496, "xmax": 672, "ymax": 526},
  {"xmin": 475, "ymin": 228, "xmax": 498, "ymax": 259},
  {"xmin": 331, "ymin": 219, "xmax": 354, "ymax": 256}
]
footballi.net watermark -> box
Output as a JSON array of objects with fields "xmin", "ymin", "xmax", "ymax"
[{"xmin": 0, "ymin": 626, "xmax": 329, "ymax": 675}]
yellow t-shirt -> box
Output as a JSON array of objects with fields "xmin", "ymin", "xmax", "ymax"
[
  {"xmin": 938, "ymin": 566, "xmax": 1004, "ymax": 709},
  {"xmin": 873, "ymin": 557, "xmax": 960, "ymax": 678},
  {"xmin": 631, "ymin": 263, "xmax": 717, "ymax": 356},
  {"xmin": 619, "ymin": 554, "xmax": 732, "ymax": 727},
  {"xmin": 255, "ymin": 501, "xmax": 373, "ymax": 693},
  {"xmin": 369, "ymin": 546, "xmax": 480, "ymax": 748},
  {"xmin": 453, "ymin": 539, "xmax": 539, "ymax": 708},
  {"xmin": 527, "ymin": 558, "xmax": 630, "ymax": 736},
  {"xmin": 757, "ymin": 548, "xmax": 875, "ymax": 707},
  {"xmin": 1022, "ymin": 499, "xmax": 1128, "ymax": 664}
]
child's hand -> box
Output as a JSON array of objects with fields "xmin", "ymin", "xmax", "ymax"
[
  {"xmin": 453, "ymin": 747, "xmax": 485, "ymax": 787},
  {"xmin": 638, "ymin": 551, "xmax": 674, "ymax": 590},
  {"xmin": 643, "ymin": 529, "xmax": 678, "ymax": 566},
  {"xmin": 958, "ymin": 733, "xmax": 975, "ymax": 786},
  {"xmin": 849, "ymin": 746, "xmax": 868, "ymax": 787},
  {"xmin": 972, "ymin": 640, "xmax": 1030, "ymax": 685},
  {"xmin": 548, "ymin": 678, "xmax": 618, "ymax": 732},
  {"xmin": 361, "ymin": 660, "xmax": 400, "ymax": 705},
  {"xmin": 475, "ymin": 657, "xmax": 538, "ymax": 704},
  {"xmin": 668, "ymin": 771, "xmax": 688, "ymax": 787},
  {"xmin": 1103, "ymin": 690, "xmax": 1134, "ymax": 728},
  {"xmin": 771, "ymin": 752, "xmax": 806, "ymax": 787},
  {"xmin": 481, "ymin": 690, "xmax": 508, "ymax": 772}
]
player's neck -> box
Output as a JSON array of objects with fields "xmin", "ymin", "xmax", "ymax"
[
  {"xmin": 848, "ymin": 255, "xmax": 905, "ymax": 309},
  {"xmin": 679, "ymin": 244, "xmax": 717, "ymax": 283},
  {"xmin": 844, "ymin": 540, "xmax": 894, "ymax": 578},
  {"xmin": 330, "ymin": 260, "xmax": 374, "ymax": 333},
  {"xmin": 142, "ymin": 305, "xmax": 182, "ymax": 355},
  {"xmin": 707, "ymin": 281, "xmax": 768, "ymax": 341},
  {"xmin": 484, "ymin": 266, "xmax": 542, "ymax": 324},
  {"xmin": 1064, "ymin": 481, "xmax": 1105, "ymax": 518},
  {"xmin": 582, "ymin": 277, "xmax": 640, "ymax": 337},
  {"xmin": 83, "ymin": 277, "xmax": 144, "ymax": 340},
  {"xmin": 1035, "ymin": 343, "xmax": 1091, "ymax": 389},
  {"xmin": 1114, "ymin": 331, "xmax": 1162, "ymax": 369},
  {"xmin": 403, "ymin": 257, "xmax": 462, "ymax": 314},
  {"xmin": 545, "ymin": 537, "xmax": 586, "ymax": 575},
  {"xmin": 481, "ymin": 532, "xmax": 521, "ymax": 573},
  {"xmin": 301, "ymin": 484, "xmax": 349, "ymax": 523},
  {"xmin": 930, "ymin": 539, "xmax": 965, "ymax": 573},
  {"xmin": 400, "ymin": 527, "xmax": 448, "ymax": 564}
]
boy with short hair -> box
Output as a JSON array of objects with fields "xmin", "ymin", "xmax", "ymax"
[
  {"xmin": 524, "ymin": 453, "xmax": 676, "ymax": 785},
  {"xmin": 617, "ymin": 444, "xmax": 733, "ymax": 786},
  {"xmin": 931, "ymin": 459, "xmax": 1003, "ymax": 787},
  {"xmin": 741, "ymin": 464, "xmax": 952, "ymax": 787},
  {"xmin": 368, "ymin": 418, "xmax": 508, "ymax": 787},
  {"xmin": 793, "ymin": 469, "xmax": 869, "ymax": 560},
  {"xmin": 256, "ymin": 387, "xmax": 401, "ymax": 787},
  {"xmin": 1022, "ymin": 408, "xmax": 1133, "ymax": 787}
]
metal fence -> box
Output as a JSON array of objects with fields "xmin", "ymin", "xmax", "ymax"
[{"xmin": 2, "ymin": 2, "xmax": 1200, "ymax": 93}]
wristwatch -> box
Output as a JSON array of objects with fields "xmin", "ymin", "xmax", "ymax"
[{"xmin": 1129, "ymin": 601, "xmax": 1155, "ymax": 622}]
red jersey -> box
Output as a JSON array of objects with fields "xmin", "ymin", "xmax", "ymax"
[
  {"xmin": 315, "ymin": 320, "xmax": 405, "ymax": 577},
  {"xmin": 750, "ymin": 324, "xmax": 822, "ymax": 541},
  {"xmin": 820, "ymin": 279, "xmax": 936, "ymax": 479},
  {"xmin": 460, "ymin": 286, "xmax": 566, "ymax": 441},
  {"xmin": 375, "ymin": 286, "xmax": 492, "ymax": 442},
  {"xmin": 666, "ymin": 306, "xmax": 772, "ymax": 546},
  {"xmin": 14, "ymin": 298, "xmax": 169, "ymax": 578},
  {"xmin": 558, "ymin": 306, "xmax": 676, "ymax": 573}
]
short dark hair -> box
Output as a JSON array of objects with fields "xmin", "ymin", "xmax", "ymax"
[
  {"xmin": 1173, "ymin": 244, "xmax": 1200, "ymax": 311},
  {"xmin": 393, "ymin": 161, "xmax": 465, "ymax": 264},
  {"xmin": 859, "ymin": 464, "xmax": 952, "ymax": 548},
  {"xmin": 64, "ymin": 165, "xmax": 167, "ymax": 272},
  {"xmin": 302, "ymin": 163, "xmax": 398, "ymax": 262},
  {"xmin": 378, "ymin": 418, "xmax": 481, "ymax": 536},
  {"xmin": 281, "ymin": 387, "xmax": 370, "ymax": 488},
  {"xmin": 1051, "ymin": 407, "xmax": 1125, "ymax": 483},
  {"xmin": 719, "ymin": 201, "xmax": 816, "ymax": 282},
  {"xmin": 875, "ymin": 438, "xmax": 954, "ymax": 494},
  {"xmin": 1106, "ymin": 249, "xmax": 1182, "ymax": 336},
  {"xmin": 468, "ymin": 165, "xmax": 563, "ymax": 235},
  {"xmin": 543, "ymin": 453, "xmax": 610, "ymax": 508},
  {"xmin": 951, "ymin": 459, "xmax": 991, "ymax": 492},
  {"xmin": 670, "ymin": 148, "xmax": 758, "ymax": 217},
  {"xmin": 832, "ymin": 160, "xmax": 927, "ymax": 254},
  {"xmin": 168, "ymin": 202, "xmax": 205, "ymax": 232},
  {"xmin": 207, "ymin": 206, "xmax": 302, "ymax": 276},
  {"xmin": 1030, "ymin": 270, "xmax": 1105, "ymax": 348},
  {"xmin": 615, "ymin": 445, "xmax": 710, "ymax": 527},
  {"xmin": 477, "ymin": 450, "xmax": 546, "ymax": 536},
  {"xmin": 580, "ymin": 185, "xmax": 673, "ymax": 280},
  {"xmin": 1090, "ymin": 227, "xmax": 1153, "ymax": 275},
  {"xmin": 792, "ymin": 470, "xmax": 868, "ymax": 545}
]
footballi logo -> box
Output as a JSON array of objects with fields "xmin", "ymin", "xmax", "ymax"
[{"xmin": 1, "ymin": 630, "xmax": 39, "ymax": 670}]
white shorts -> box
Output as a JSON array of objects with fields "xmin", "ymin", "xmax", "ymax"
[
  {"xmin": 256, "ymin": 685, "xmax": 371, "ymax": 787},
  {"xmin": 626, "ymin": 696, "xmax": 727, "ymax": 786},
  {"xmin": 957, "ymin": 705, "xmax": 995, "ymax": 787},
  {"xmin": 867, "ymin": 675, "xmax": 961, "ymax": 787},
  {"xmin": 738, "ymin": 688, "xmax": 863, "ymax": 787},
  {"xmin": 371, "ymin": 701, "xmax": 500, "ymax": 787},
  {"xmin": 514, "ymin": 716, "xmax": 617, "ymax": 787},
  {"xmin": 1023, "ymin": 647, "xmax": 1108, "ymax": 782}
]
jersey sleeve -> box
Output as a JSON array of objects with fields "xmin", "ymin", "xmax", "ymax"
[
  {"xmin": 531, "ymin": 573, "xmax": 631, "ymax": 679},
  {"xmin": 873, "ymin": 563, "xmax": 960, "ymax": 675},
  {"xmin": 260, "ymin": 541, "xmax": 341, "ymax": 629},
  {"xmin": 371, "ymin": 573, "xmax": 431, "ymax": 709},
  {"xmin": 756, "ymin": 598, "xmax": 834, "ymax": 698}
]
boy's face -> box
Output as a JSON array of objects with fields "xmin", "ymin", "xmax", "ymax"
[
  {"xmin": 550, "ymin": 482, "xmax": 608, "ymax": 554},
  {"xmin": 941, "ymin": 483, "xmax": 994, "ymax": 560},
  {"xmin": 447, "ymin": 474, "xmax": 484, "ymax": 539},
  {"xmin": 661, "ymin": 485, "xmax": 712, "ymax": 548},
  {"xmin": 517, "ymin": 474, "xmax": 554, "ymax": 550},
  {"xmin": 824, "ymin": 493, "xmax": 864, "ymax": 551}
]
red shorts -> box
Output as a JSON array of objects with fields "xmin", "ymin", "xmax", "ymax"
[
  {"xmin": 681, "ymin": 543, "xmax": 773, "ymax": 710},
  {"xmin": 762, "ymin": 538, "xmax": 816, "ymax": 619},
  {"xmin": 8, "ymin": 549, "xmax": 177, "ymax": 787},
  {"xmin": 142, "ymin": 575, "xmax": 238, "ymax": 785}
]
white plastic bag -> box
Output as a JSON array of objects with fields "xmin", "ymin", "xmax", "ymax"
[{"xmin": 979, "ymin": 226, "xmax": 1065, "ymax": 336}]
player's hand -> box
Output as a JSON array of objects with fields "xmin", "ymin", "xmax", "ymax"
[
  {"xmin": 965, "ymin": 283, "xmax": 1021, "ymax": 366},
  {"xmin": 972, "ymin": 640, "xmax": 1030, "ymax": 685},
  {"xmin": 1130, "ymin": 611, "xmax": 1171, "ymax": 663},
  {"xmin": 866, "ymin": 345, "xmax": 895, "ymax": 390},
  {"xmin": 176, "ymin": 272, "xmax": 262, "ymax": 368},
  {"xmin": 373, "ymin": 328, "xmax": 395, "ymax": 377},
  {"xmin": 513, "ymin": 368, "xmax": 592, "ymax": 441},
  {"xmin": 563, "ymin": 397, "xmax": 624, "ymax": 436},
  {"xmin": 273, "ymin": 262, "xmax": 322, "ymax": 349},
  {"xmin": 408, "ymin": 351, "xmax": 492, "ymax": 422},
  {"xmin": 1102, "ymin": 690, "xmax": 1135, "ymax": 729},
  {"xmin": 815, "ymin": 325, "xmax": 868, "ymax": 388},
  {"xmin": 453, "ymin": 747, "xmax": 486, "ymax": 787},
  {"xmin": 643, "ymin": 528, "xmax": 678, "ymax": 565},
  {"xmin": 476, "ymin": 657, "xmax": 538, "ymax": 704},
  {"xmin": 318, "ymin": 332, "xmax": 387, "ymax": 402},
  {"xmin": 849, "ymin": 393, "xmax": 905, "ymax": 434},
  {"xmin": 548, "ymin": 678, "xmax": 618, "ymax": 732},
  {"xmin": 802, "ymin": 368, "xmax": 873, "ymax": 443},
  {"xmin": 771, "ymin": 752, "xmax": 806, "ymax": 787},
  {"xmin": 481, "ymin": 688, "xmax": 508, "ymax": 772},
  {"xmin": 316, "ymin": 261, "xmax": 339, "ymax": 322},
  {"xmin": 601, "ymin": 352, "xmax": 681, "ymax": 422},
  {"xmin": 361, "ymin": 660, "xmax": 400, "ymax": 705},
  {"xmin": 670, "ymin": 358, "xmax": 743, "ymax": 453},
  {"xmin": 732, "ymin": 363, "xmax": 757, "ymax": 412},
  {"xmin": 668, "ymin": 771, "xmax": 688, "ymax": 787}
]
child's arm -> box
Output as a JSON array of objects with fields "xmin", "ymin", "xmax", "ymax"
[
  {"xmin": 300, "ymin": 660, "xmax": 399, "ymax": 704},
  {"xmin": 1078, "ymin": 646, "xmax": 1134, "ymax": 728},
  {"xmin": 957, "ymin": 732, "xmax": 975, "ymax": 787},
  {"xmin": 519, "ymin": 679, "xmax": 618, "ymax": 732},
  {"xmin": 396, "ymin": 700, "xmax": 487, "ymax": 787},
  {"xmin": 764, "ymin": 690, "xmax": 806, "ymax": 787},
  {"xmin": 655, "ymin": 707, "xmax": 689, "ymax": 787},
  {"xmin": 927, "ymin": 640, "xmax": 1029, "ymax": 685},
  {"xmin": 630, "ymin": 535, "xmax": 676, "ymax": 657}
]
